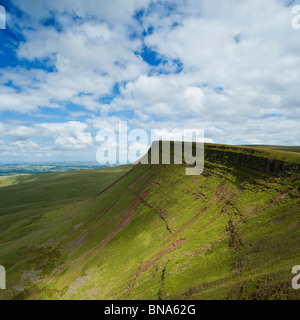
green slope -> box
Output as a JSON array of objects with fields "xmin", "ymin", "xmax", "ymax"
[
  {"xmin": 242, "ymin": 145, "xmax": 300, "ymax": 154},
  {"xmin": 0, "ymin": 144, "xmax": 299, "ymax": 300}
]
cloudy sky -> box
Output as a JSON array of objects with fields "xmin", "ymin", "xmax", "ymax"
[{"xmin": 0, "ymin": 0, "xmax": 299, "ymax": 162}]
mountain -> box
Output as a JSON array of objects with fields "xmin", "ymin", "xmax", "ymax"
[{"xmin": 0, "ymin": 143, "xmax": 299, "ymax": 300}]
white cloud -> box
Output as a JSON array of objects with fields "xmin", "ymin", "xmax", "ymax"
[
  {"xmin": 12, "ymin": 139, "xmax": 39, "ymax": 150},
  {"xmin": 12, "ymin": 0, "xmax": 153, "ymax": 26},
  {"xmin": 184, "ymin": 87, "xmax": 205, "ymax": 112},
  {"xmin": 10, "ymin": 125, "xmax": 37, "ymax": 140},
  {"xmin": 1, "ymin": 2, "xmax": 150, "ymax": 114},
  {"xmin": 112, "ymin": 75, "xmax": 205, "ymax": 116},
  {"xmin": 0, "ymin": 0, "xmax": 299, "ymax": 163},
  {"xmin": 2, "ymin": 121, "xmax": 94, "ymax": 160},
  {"xmin": 0, "ymin": 122, "xmax": 5, "ymax": 137},
  {"xmin": 40, "ymin": 121, "xmax": 93, "ymax": 149},
  {"xmin": 141, "ymin": 0, "xmax": 300, "ymax": 123}
]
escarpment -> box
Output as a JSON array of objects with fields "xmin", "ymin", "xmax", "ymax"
[{"xmin": 204, "ymin": 145, "xmax": 300, "ymax": 175}]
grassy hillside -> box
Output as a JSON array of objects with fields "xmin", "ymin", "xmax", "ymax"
[{"xmin": 0, "ymin": 144, "xmax": 299, "ymax": 300}]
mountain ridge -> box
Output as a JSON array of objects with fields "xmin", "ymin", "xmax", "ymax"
[{"xmin": 0, "ymin": 143, "xmax": 299, "ymax": 300}]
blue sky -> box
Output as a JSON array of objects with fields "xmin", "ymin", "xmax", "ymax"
[{"xmin": 0, "ymin": 0, "xmax": 299, "ymax": 162}]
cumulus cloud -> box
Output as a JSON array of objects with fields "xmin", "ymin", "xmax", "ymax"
[
  {"xmin": 1, "ymin": 121, "xmax": 94, "ymax": 160},
  {"xmin": 39, "ymin": 121, "xmax": 93, "ymax": 149},
  {"xmin": 112, "ymin": 75, "xmax": 205, "ymax": 116},
  {"xmin": 0, "ymin": 1, "xmax": 151, "ymax": 114},
  {"xmin": 0, "ymin": 0, "xmax": 299, "ymax": 161},
  {"xmin": 142, "ymin": 0, "xmax": 300, "ymax": 121},
  {"xmin": 10, "ymin": 125, "xmax": 38, "ymax": 140}
]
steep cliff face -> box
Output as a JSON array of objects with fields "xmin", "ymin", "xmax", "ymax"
[
  {"xmin": 0, "ymin": 144, "xmax": 299, "ymax": 300},
  {"xmin": 204, "ymin": 145, "xmax": 300, "ymax": 175}
]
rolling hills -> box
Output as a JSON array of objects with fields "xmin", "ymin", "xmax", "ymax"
[{"xmin": 0, "ymin": 143, "xmax": 299, "ymax": 300}]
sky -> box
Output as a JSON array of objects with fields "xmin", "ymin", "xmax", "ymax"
[{"xmin": 0, "ymin": 0, "xmax": 299, "ymax": 162}]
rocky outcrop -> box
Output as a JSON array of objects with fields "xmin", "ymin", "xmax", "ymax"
[{"xmin": 204, "ymin": 145, "xmax": 300, "ymax": 175}]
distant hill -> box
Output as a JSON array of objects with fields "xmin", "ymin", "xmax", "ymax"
[
  {"xmin": 0, "ymin": 143, "xmax": 299, "ymax": 300},
  {"xmin": 242, "ymin": 145, "xmax": 300, "ymax": 153},
  {"xmin": 0, "ymin": 162, "xmax": 110, "ymax": 177}
]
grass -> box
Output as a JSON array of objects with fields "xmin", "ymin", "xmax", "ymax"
[
  {"xmin": 0, "ymin": 144, "xmax": 299, "ymax": 300},
  {"xmin": 242, "ymin": 145, "xmax": 300, "ymax": 153}
]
